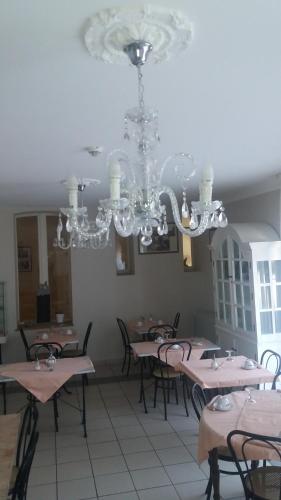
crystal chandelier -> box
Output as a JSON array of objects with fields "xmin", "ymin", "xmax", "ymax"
[{"xmin": 56, "ymin": 6, "xmax": 227, "ymax": 250}]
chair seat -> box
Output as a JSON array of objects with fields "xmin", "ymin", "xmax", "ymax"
[
  {"xmin": 62, "ymin": 349, "xmax": 83, "ymax": 358},
  {"xmin": 153, "ymin": 367, "xmax": 179, "ymax": 379},
  {"xmin": 245, "ymin": 466, "xmax": 281, "ymax": 500}
]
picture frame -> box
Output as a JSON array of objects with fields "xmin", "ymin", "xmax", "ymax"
[
  {"xmin": 18, "ymin": 247, "xmax": 32, "ymax": 272},
  {"xmin": 115, "ymin": 234, "xmax": 135, "ymax": 275},
  {"xmin": 138, "ymin": 223, "xmax": 179, "ymax": 254}
]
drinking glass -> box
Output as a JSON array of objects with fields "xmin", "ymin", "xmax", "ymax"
[
  {"xmin": 225, "ymin": 349, "xmax": 234, "ymax": 361},
  {"xmin": 245, "ymin": 386, "xmax": 256, "ymax": 403}
]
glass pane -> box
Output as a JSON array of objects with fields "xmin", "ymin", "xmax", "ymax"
[
  {"xmin": 217, "ymin": 261, "xmax": 222, "ymax": 280},
  {"xmin": 275, "ymin": 311, "xmax": 281, "ymax": 333},
  {"xmin": 245, "ymin": 310, "xmax": 253, "ymax": 332},
  {"xmin": 224, "ymin": 283, "xmax": 230, "ymax": 303},
  {"xmin": 236, "ymin": 285, "xmax": 242, "ymax": 305},
  {"xmin": 242, "ymin": 261, "xmax": 249, "ymax": 282},
  {"xmin": 225, "ymin": 304, "xmax": 232, "ymax": 325},
  {"xmin": 277, "ymin": 285, "xmax": 281, "ymax": 308},
  {"xmin": 223, "ymin": 261, "xmax": 229, "ymax": 280},
  {"xmin": 260, "ymin": 286, "xmax": 271, "ymax": 309},
  {"xmin": 218, "ymin": 282, "xmax": 223, "ymax": 301},
  {"xmin": 219, "ymin": 302, "xmax": 224, "ymax": 321},
  {"xmin": 272, "ymin": 261, "xmax": 281, "ymax": 282},
  {"xmin": 237, "ymin": 307, "xmax": 243, "ymax": 329},
  {"xmin": 257, "ymin": 261, "xmax": 270, "ymax": 284},
  {"xmin": 234, "ymin": 261, "xmax": 240, "ymax": 281},
  {"xmin": 233, "ymin": 240, "xmax": 239, "ymax": 259},
  {"xmin": 260, "ymin": 312, "xmax": 273, "ymax": 334},
  {"xmin": 222, "ymin": 240, "xmax": 228, "ymax": 258},
  {"xmin": 243, "ymin": 286, "xmax": 251, "ymax": 307}
]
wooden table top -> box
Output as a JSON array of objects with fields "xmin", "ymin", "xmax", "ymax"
[{"xmin": 0, "ymin": 413, "xmax": 21, "ymax": 500}]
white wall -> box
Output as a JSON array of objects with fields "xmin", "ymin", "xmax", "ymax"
[{"xmin": 0, "ymin": 207, "xmax": 214, "ymax": 363}]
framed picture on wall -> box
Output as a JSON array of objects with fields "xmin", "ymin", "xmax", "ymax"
[
  {"xmin": 138, "ymin": 223, "xmax": 179, "ymax": 254},
  {"xmin": 115, "ymin": 234, "xmax": 135, "ymax": 275},
  {"xmin": 18, "ymin": 247, "xmax": 32, "ymax": 272}
]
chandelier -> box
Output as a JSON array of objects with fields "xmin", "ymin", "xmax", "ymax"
[{"xmin": 56, "ymin": 5, "xmax": 227, "ymax": 250}]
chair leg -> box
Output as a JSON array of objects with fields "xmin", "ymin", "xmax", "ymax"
[
  {"xmin": 174, "ymin": 379, "xmax": 179, "ymax": 405},
  {"xmin": 167, "ymin": 379, "xmax": 170, "ymax": 404},
  {"xmin": 205, "ymin": 475, "xmax": 212, "ymax": 500},
  {"xmin": 126, "ymin": 352, "xmax": 131, "ymax": 377},
  {"xmin": 122, "ymin": 351, "xmax": 127, "ymax": 373},
  {"xmin": 162, "ymin": 379, "xmax": 167, "ymax": 420},
  {"xmin": 53, "ymin": 395, "xmax": 59, "ymax": 432},
  {"xmin": 182, "ymin": 377, "xmax": 189, "ymax": 417},
  {"xmin": 153, "ymin": 378, "xmax": 158, "ymax": 408}
]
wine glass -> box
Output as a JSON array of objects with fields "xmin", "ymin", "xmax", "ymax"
[
  {"xmin": 225, "ymin": 349, "xmax": 234, "ymax": 361},
  {"xmin": 245, "ymin": 386, "xmax": 256, "ymax": 404}
]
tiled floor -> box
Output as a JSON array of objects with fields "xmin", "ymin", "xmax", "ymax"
[{"xmin": 4, "ymin": 374, "xmax": 245, "ymax": 500}]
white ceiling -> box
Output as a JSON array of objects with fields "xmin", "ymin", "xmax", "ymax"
[{"xmin": 1, "ymin": 0, "xmax": 281, "ymax": 207}]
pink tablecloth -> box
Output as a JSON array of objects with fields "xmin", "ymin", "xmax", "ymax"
[
  {"xmin": 33, "ymin": 330, "xmax": 79, "ymax": 348},
  {"xmin": 128, "ymin": 320, "xmax": 165, "ymax": 336},
  {"xmin": 176, "ymin": 355, "xmax": 275, "ymax": 389},
  {"xmin": 198, "ymin": 390, "xmax": 281, "ymax": 463},
  {"xmin": 0, "ymin": 356, "xmax": 93, "ymax": 403}
]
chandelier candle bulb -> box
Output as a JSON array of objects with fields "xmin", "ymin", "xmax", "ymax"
[
  {"xmin": 199, "ymin": 165, "xmax": 214, "ymax": 204},
  {"xmin": 67, "ymin": 176, "xmax": 79, "ymax": 209},
  {"xmin": 109, "ymin": 160, "xmax": 121, "ymax": 200}
]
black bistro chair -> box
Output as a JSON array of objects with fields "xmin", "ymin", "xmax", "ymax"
[
  {"xmin": 26, "ymin": 343, "xmax": 62, "ymax": 432},
  {"xmin": 152, "ymin": 341, "xmax": 191, "ymax": 420},
  {"xmin": 19, "ymin": 328, "xmax": 29, "ymax": 360},
  {"xmin": 260, "ymin": 349, "xmax": 281, "ymax": 389},
  {"xmin": 61, "ymin": 321, "xmax": 93, "ymax": 358},
  {"xmin": 191, "ymin": 383, "xmax": 245, "ymax": 500},
  {"xmin": 9, "ymin": 404, "xmax": 39, "ymax": 500},
  {"xmin": 227, "ymin": 430, "xmax": 281, "ymax": 500},
  {"xmin": 147, "ymin": 324, "xmax": 177, "ymax": 340},
  {"xmin": 173, "ymin": 312, "xmax": 181, "ymax": 330},
  {"xmin": 117, "ymin": 318, "xmax": 134, "ymax": 377}
]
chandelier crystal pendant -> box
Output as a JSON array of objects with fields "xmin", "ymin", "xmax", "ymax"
[{"xmin": 56, "ymin": 5, "xmax": 227, "ymax": 250}]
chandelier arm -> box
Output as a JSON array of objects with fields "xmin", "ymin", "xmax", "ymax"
[
  {"xmin": 158, "ymin": 186, "xmax": 211, "ymax": 237},
  {"xmin": 56, "ymin": 231, "xmax": 74, "ymax": 250}
]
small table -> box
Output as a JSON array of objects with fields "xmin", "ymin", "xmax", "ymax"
[
  {"xmin": 131, "ymin": 337, "xmax": 221, "ymax": 413},
  {"xmin": 0, "ymin": 413, "xmax": 21, "ymax": 500},
  {"xmin": 0, "ymin": 356, "xmax": 94, "ymax": 437},
  {"xmin": 176, "ymin": 355, "xmax": 275, "ymax": 389},
  {"xmin": 128, "ymin": 319, "xmax": 167, "ymax": 339},
  {"xmin": 33, "ymin": 329, "xmax": 79, "ymax": 349},
  {"xmin": 198, "ymin": 390, "xmax": 281, "ymax": 499}
]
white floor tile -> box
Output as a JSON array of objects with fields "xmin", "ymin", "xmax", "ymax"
[
  {"xmin": 138, "ymin": 485, "xmax": 180, "ymax": 500},
  {"xmin": 33, "ymin": 448, "xmax": 56, "ymax": 467},
  {"xmin": 27, "ymin": 482, "xmax": 57, "ymax": 500},
  {"xmin": 56, "ymin": 444, "xmax": 89, "ymax": 464},
  {"xmin": 165, "ymin": 462, "xmax": 206, "ymax": 484},
  {"xmin": 149, "ymin": 433, "xmax": 183, "ymax": 450},
  {"xmin": 111, "ymin": 415, "xmax": 140, "ymax": 428},
  {"xmin": 98, "ymin": 493, "xmax": 138, "ymax": 500},
  {"xmin": 95, "ymin": 471, "xmax": 135, "ymax": 496},
  {"xmin": 86, "ymin": 427, "xmax": 116, "ymax": 444},
  {"xmin": 115, "ymin": 424, "xmax": 145, "ymax": 439},
  {"xmin": 57, "ymin": 477, "xmax": 97, "ymax": 500},
  {"xmin": 28, "ymin": 464, "xmax": 56, "ymax": 486},
  {"xmin": 57, "ymin": 459, "xmax": 92, "ymax": 482},
  {"xmin": 142, "ymin": 421, "xmax": 174, "ymax": 436},
  {"xmin": 220, "ymin": 475, "xmax": 244, "ymax": 499},
  {"xmin": 124, "ymin": 450, "xmax": 161, "ymax": 470},
  {"xmin": 88, "ymin": 440, "xmax": 122, "ymax": 459},
  {"xmin": 157, "ymin": 446, "xmax": 194, "ymax": 465},
  {"xmin": 175, "ymin": 479, "xmax": 209, "ymax": 500},
  {"xmin": 91, "ymin": 455, "xmax": 128, "ymax": 475},
  {"xmin": 56, "ymin": 433, "xmax": 87, "ymax": 449},
  {"xmin": 37, "ymin": 432, "xmax": 56, "ymax": 451},
  {"xmin": 119, "ymin": 436, "xmax": 153, "ymax": 454},
  {"xmin": 131, "ymin": 466, "xmax": 171, "ymax": 489}
]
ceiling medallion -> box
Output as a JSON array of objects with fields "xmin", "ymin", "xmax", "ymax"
[{"xmin": 84, "ymin": 4, "xmax": 193, "ymax": 65}]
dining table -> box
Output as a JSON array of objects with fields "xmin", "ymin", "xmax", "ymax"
[
  {"xmin": 30, "ymin": 327, "xmax": 79, "ymax": 349},
  {"xmin": 198, "ymin": 389, "xmax": 281, "ymax": 499},
  {"xmin": 0, "ymin": 356, "xmax": 94, "ymax": 437},
  {"xmin": 0, "ymin": 413, "xmax": 21, "ymax": 500},
  {"xmin": 131, "ymin": 337, "xmax": 221, "ymax": 413},
  {"xmin": 128, "ymin": 319, "xmax": 168, "ymax": 339},
  {"xmin": 175, "ymin": 355, "xmax": 275, "ymax": 390}
]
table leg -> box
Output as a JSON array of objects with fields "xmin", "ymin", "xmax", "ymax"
[
  {"xmin": 209, "ymin": 448, "xmax": 220, "ymax": 499},
  {"xmin": 82, "ymin": 374, "xmax": 87, "ymax": 437},
  {"xmin": 139, "ymin": 358, "xmax": 147, "ymax": 413}
]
